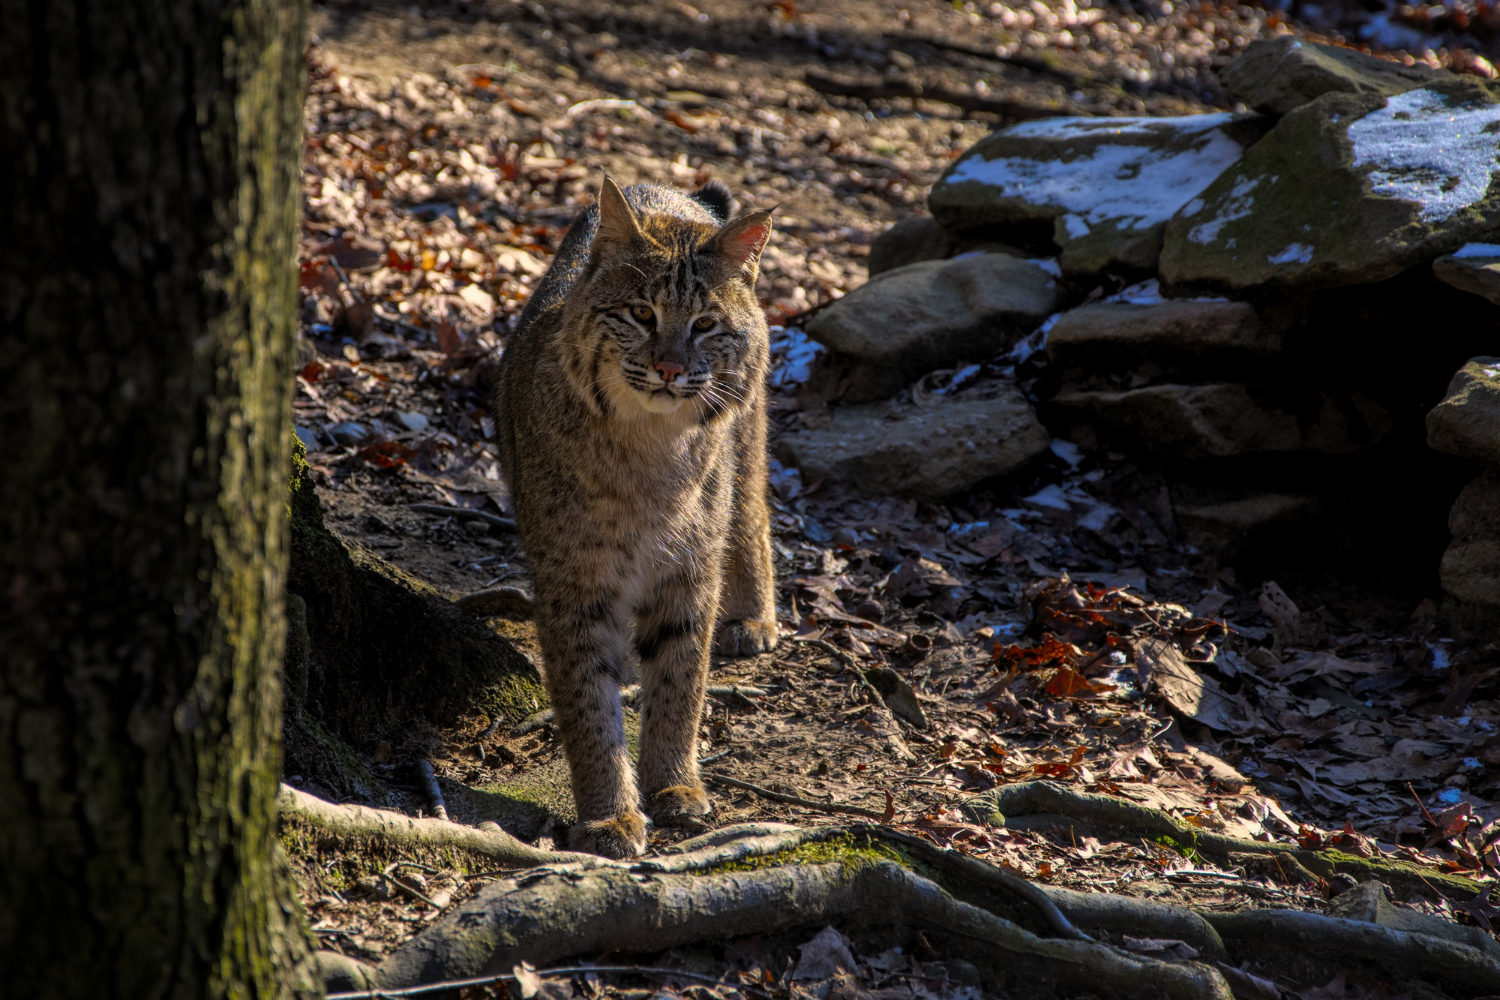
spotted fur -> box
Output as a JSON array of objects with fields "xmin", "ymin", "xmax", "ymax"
[{"xmin": 492, "ymin": 179, "xmax": 778, "ymax": 858}]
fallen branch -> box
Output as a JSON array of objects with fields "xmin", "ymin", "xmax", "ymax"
[
  {"xmin": 409, "ymin": 503, "xmax": 517, "ymax": 531},
  {"xmin": 804, "ymin": 70, "xmax": 1083, "ymax": 120},
  {"xmin": 415, "ymin": 759, "xmax": 449, "ymax": 822},
  {"xmin": 709, "ymin": 772, "xmax": 890, "ymax": 821}
]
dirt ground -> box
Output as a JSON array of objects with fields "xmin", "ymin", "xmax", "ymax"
[{"xmin": 289, "ymin": 1, "xmax": 1500, "ymax": 994}]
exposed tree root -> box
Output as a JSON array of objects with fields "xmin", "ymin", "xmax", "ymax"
[
  {"xmin": 290, "ymin": 790, "xmax": 1500, "ymax": 999},
  {"xmin": 374, "ymin": 860, "xmax": 1235, "ymax": 1000},
  {"xmin": 279, "ymin": 785, "xmax": 589, "ymax": 867},
  {"xmin": 1208, "ymin": 908, "xmax": 1500, "ymax": 994},
  {"xmin": 975, "ymin": 781, "xmax": 1486, "ymax": 901}
]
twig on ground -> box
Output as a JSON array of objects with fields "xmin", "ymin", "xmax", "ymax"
[
  {"xmin": 1408, "ymin": 781, "xmax": 1441, "ymax": 829},
  {"xmin": 708, "ymin": 772, "xmax": 890, "ymax": 820},
  {"xmin": 455, "ymin": 586, "xmax": 535, "ymax": 618},
  {"xmin": 329, "ymin": 257, "xmax": 365, "ymax": 304},
  {"xmin": 409, "ymin": 503, "xmax": 517, "ymax": 531},
  {"xmin": 326, "ymin": 963, "xmax": 773, "ymax": 1000},
  {"xmin": 416, "ymin": 759, "xmax": 449, "ymax": 822},
  {"xmin": 387, "ymin": 871, "xmax": 444, "ymax": 910},
  {"xmin": 801, "ymin": 639, "xmax": 915, "ymax": 759}
]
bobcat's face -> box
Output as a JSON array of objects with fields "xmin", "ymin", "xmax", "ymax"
[
  {"xmin": 560, "ymin": 182, "xmax": 772, "ymax": 423},
  {"xmin": 596, "ymin": 262, "xmax": 759, "ymax": 416}
]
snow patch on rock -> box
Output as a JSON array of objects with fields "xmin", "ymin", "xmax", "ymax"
[
  {"xmin": 1189, "ymin": 175, "xmax": 1261, "ymax": 245},
  {"xmin": 1454, "ymin": 242, "xmax": 1500, "ymax": 258},
  {"xmin": 1349, "ymin": 88, "xmax": 1500, "ymax": 223},
  {"xmin": 1267, "ymin": 242, "xmax": 1314, "ymax": 265},
  {"xmin": 944, "ymin": 114, "xmax": 1247, "ymax": 232}
]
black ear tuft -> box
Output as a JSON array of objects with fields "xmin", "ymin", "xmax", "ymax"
[{"xmin": 691, "ymin": 180, "xmax": 735, "ymax": 221}]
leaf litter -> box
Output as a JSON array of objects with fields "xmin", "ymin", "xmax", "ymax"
[{"xmin": 287, "ymin": 2, "xmax": 1500, "ymax": 996}]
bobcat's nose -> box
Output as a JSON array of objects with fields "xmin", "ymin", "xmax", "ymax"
[{"xmin": 654, "ymin": 360, "xmax": 685, "ymax": 383}]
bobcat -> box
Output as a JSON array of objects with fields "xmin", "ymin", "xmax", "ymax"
[{"xmin": 492, "ymin": 178, "xmax": 779, "ymax": 859}]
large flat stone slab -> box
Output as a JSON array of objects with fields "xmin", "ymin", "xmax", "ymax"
[
  {"xmin": 804, "ymin": 253, "xmax": 1058, "ymax": 403},
  {"xmin": 1052, "ymin": 383, "xmax": 1393, "ymax": 458},
  {"xmin": 1046, "ymin": 298, "xmax": 1276, "ymax": 372},
  {"xmin": 1219, "ymin": 36, "xmax": 1448, "ymax": 116},
  {"xmin": 929, "ymin": 113, "xmax": 1268, "ymax": 277},
  {"xmin": 1433, "ymin": 243, "xmax": 1500, "ymax": 306},
  {"xmin": 1161, "ymin": 83, "xmax": 1500, "ymax": 293},
  {"xmin": 776, "ymin": 386, "xmax": 1050, "ymax": 501},
  {"xmin": 1428, "ymin": 357, "xmax": 1500, "ymax": 463}
]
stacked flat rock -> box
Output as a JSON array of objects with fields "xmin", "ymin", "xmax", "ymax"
[
  {"xmin": 1428, "ymin": 359, "xmax": 1500, "ymax": 609},
  {"xmin": 785, "ymin": 36, "xmax": 1500, "ymax": 577}
]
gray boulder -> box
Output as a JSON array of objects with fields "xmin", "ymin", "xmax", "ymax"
[
  {"xmin": 866, "ymin": 216, "xmax": 1020, "ymax": 276},
  {"xmin": 1160, "ymin": 82, "xmax": 1500, "ymax": 293},
  {"xmin": 1220, "ymin": 36, "xmax": 1448, "ymax": 117},
  {"xmin": 1433, "ymin": 243, "xmax": 1500, "ymax": 306},
  {"xmin": 867, "ymin": 216, "xmax": 955, "ymax": 275},
  {"xmin": 1428, "ymin": 357, "xmax": 1500, "ymax": 463},
  {"xmin": 1051, "ymin": 383, "xmax": 1393, "ymax": 459},
  {"xmin": 1442, "ymin": 538, "xmax": 1500, "ymax": 607},
  {"xmin": 776, "ymin": 385, "xmax": 1050, "ymax": 501},
  {"xmin": 1046, "ymin": 297, "xmax": 1276, "ymax": 372},
  {"xmin": 928, "ymin": 113, "xmax": 1268, "ymax": 277},
  {"xmin": 1450, "ymin": 466, "xmax": 1500, "ymax": 538},
  {"xmin": 805, "ymin": 253, "xmax": 1059, "ymax": 403}
]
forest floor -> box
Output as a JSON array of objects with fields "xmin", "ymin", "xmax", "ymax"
[{"xmin": 290, "ymin": 1, "xmax": 1500, "ymax": 995}]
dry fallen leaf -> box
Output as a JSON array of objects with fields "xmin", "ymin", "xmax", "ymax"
[{"xmin": 1138, "ymin": 635, "xmax": 1239, "ymax": 732}]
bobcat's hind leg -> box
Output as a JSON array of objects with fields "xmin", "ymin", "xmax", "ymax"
[{"xmin": 715, "ymin": 400, "xmax": 779, "ymax": 658}]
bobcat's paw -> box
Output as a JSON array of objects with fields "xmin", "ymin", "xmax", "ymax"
[
  {"xmin": 647, "ymin": 784, "xmax": 713, "ymax": 827},
  {"xmin": 714, "ymin": 619, "xmax": 779, "ymax": 657},
  {"xmin": 568, "ymin": 811, "xmax": 648, "ymax": 859}
]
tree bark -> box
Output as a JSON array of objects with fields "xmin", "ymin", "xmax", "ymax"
[{"xmin": 0, "ymin": 2, "xmax": 318, "ymax": 997}]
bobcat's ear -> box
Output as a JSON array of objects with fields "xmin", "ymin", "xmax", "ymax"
[
  {"xmin": 714, "ymin": 209, "xmax": 774, "ymax": 279},
  {"xmin": 594, "ymin": 176, "xmax": 643, "ymax": 251}
]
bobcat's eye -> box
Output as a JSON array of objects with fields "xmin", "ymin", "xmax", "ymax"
[
  {"xmin": 630, "ymin": 304, "xmax": 655, "ymax": 324},
  {"xmin": 691, "ymin": 315, "xmax": 717, "ymax": 334}
]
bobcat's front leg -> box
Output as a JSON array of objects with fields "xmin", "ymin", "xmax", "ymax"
[
  {"xmin": 532, "ymin": 576, "xmax": 645, "ymax": 859},
  {"xmin": 715, "ymin": 392, "xmax": 779, "ymax": 657},
  {"xmin": 636, "ymin": 562, "xmax": 722, "ymax": 826}
]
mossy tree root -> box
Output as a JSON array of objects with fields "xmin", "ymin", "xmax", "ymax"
[
  {"xmin": 284, "ymin": 438, "xmax": 543, "ymax": 748},
  {"xmin": 1208, "ymin": 909, "xmax": 1500, "ymax": 995},
  {"xmin": 974, "ymin": 781, "xmax": 1485, "ymax": 901},
  {"xmin": 290, "ymin": 799, "xmax": 1500, "ymax": 998},
  {"xmin": 279, "ymin": 785, "xmax": 589, "ymax": 867},
  {"xmin": 373, "ymin": 861, "xmax": 1236, "ymax": 1000}
]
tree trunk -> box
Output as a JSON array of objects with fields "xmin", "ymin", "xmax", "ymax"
[{"xmin": 0, "ymin": 2, "xmax": 318, "ymax": 997}]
